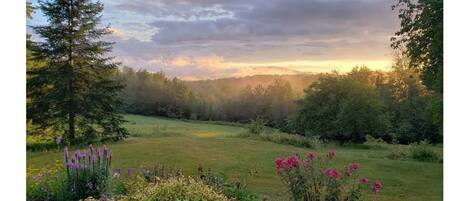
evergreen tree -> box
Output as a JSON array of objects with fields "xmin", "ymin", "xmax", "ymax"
[{"xmin": 28, "ymin": 0, "xmax": 128, "ymax": 142}]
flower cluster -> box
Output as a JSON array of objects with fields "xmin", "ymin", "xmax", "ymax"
[
  {"xmin": 372, "ymin": 180, "xmax": 382, "ymax": 194},
  {"xmin": 324, "ymin": 168, "xmax": 341, "ymax": 179},
  {"xmin": 275, "ymin": 150, "xmax": 382, "ymax": 201},
  {"xmin": 63, "ymin": 144, "xmax": 111, "ymax": 170},
  {"xmin": 63, "ymin": 144, "xmax": 112, "ymax": 199},
  {"xmin": 275, "ymin": 155, "xmax": 300, "ymax": 173}
]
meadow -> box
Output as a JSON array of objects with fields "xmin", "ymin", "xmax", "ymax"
[{"xmin": 27, "ymin": 114, "xmax": 443, "ymax": 201}]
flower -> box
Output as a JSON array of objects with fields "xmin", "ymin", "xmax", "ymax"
[
  {"xmin": 306, "ymin": 151, "xmax": 316, "ymax": 160},
  {"xmin": 323, "ymin": 168, "xmax": 340, "ymax": 178},
  {"xmin": 63, "ymin": 147, "xmax": 69, "ymax": 162},
  {"xmin": 349, "ymin": 162, "xmax": 360, "ymax": 171},
  {"xmin": 360, "ymin": 177, "xmax": 368, "ymax": 184},
  {"xmin": 88, "ymin": 144, "xmax": 94, "ymax": 155},
  {"xmin": 113, "ymin": 168, "xmax": 121, "ymax": 178},
  {"xmin": 360, "ymin": 177, "xmax": 369, "ymax": 184},
  {"xmin": 275, "ymin": 157, "xmax": 284, "ymax": 171},
  {"xmin": 372, "ymin": 180, "xmax": 382, "ymax": 193},
  {"xmin": 56, "ymin": 136, "xmax": 63, "ymax": 145},
  {"xmin": 327, "ymin": 151, "xmax": 336, "ymax": 159},
  {"xmin": 33, "ymin": 175, "xmax": 41, "ymax": 182},
  {"xmin": 275, "ymin": 155, "xmax": 300, "ymax": 173},
  {"xmin": 286, "ymin": 155, "xmax": 300, "ymax": 168}
]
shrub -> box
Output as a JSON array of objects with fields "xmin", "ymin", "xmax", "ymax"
[
  {"xmin": 362, "ymin": 135, "xmax": 388, "ymax": 150},
  {"xmin": 119, "ymin": 176, "xmax": 229, "ymax": 201},
  {"xmin": 248, "ymin": 117, "xmax": 267, "ymax": 135},
  {"xmin": 198, "ymin": 167, "xmax": 259, "ymax": 201},
  {"xmin": 275, "ymin": 151, "xmax": 382, "ymax": 201},
  {"xmin": 386, "ymin": 146, "xmax": 408, "ymax": 160},
  {"xmin": 409, "ymin": 140, "xmax": 440, "ymax": 162}
]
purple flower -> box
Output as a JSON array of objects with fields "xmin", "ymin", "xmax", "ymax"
[
  {"xmin": 98, "ymin": 148, "xmax": 104, "ymax": 158},
  {"xmin": 103, "ymin": 145, "xmax": 109, "ymax": 156},
  {"xmin": 56, "ymin": 136, "xmax": 63, "ymax": 145},
  {"xmin": 88, "ymin": 144, "xmax": 94, "ymax": 155},
  {"xmin": 63, "ymin": 147, "xmax": 69, "ymax": 162},
  {"xmin": 33, "ymin": 175, "xmax": 41, "ymax": 182}
]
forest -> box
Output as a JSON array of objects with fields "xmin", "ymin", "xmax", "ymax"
[{"xmin": 117, "ymin": 59, "xmax": 442, "ymax": 144}]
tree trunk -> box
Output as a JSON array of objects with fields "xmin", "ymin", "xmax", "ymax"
[{"xmin": 67, "ymin": 0, "xmax": 75, "ymax": 142}]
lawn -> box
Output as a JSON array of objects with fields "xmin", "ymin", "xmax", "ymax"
[{"xmin": 27, "ymin": 114, "xmax": 443, "ymax": 201}]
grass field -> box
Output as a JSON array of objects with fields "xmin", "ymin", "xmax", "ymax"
[{"xmin": 27, "ymin": 114, "xmax": 443, "ymax": 201}]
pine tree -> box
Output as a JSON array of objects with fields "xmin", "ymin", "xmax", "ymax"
[{"xmin": 28, "ymin": 0, "xmax": 128, "ymax": 142}]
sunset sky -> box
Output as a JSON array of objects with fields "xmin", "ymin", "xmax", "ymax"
[{"xmin": 27, "ymin": 0, "xmax": 400, "ymax": 80}]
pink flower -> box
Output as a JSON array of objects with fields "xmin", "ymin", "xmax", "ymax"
[
  {"xmin": 306, "ymin": 151, "xmax": 316, "ymax": 160},
  {"xmin": 349, "ymin": 162, "xmax": 360, "ymax": 171},
  {"xmin": 323, "ymin": 168, "xmax": 340, "ymax": 179},
  {"xmin": 275, "ymin": 157, "xmax": 284, "ymax": 172},
  {"xmin": 327, "ymin": 151, "xmax": 336, "ymax": 159},
  {"xmin": 360, "ymin": 177, "xmax": 369, "ymax": 184},
  {"xmin": 286, "ymin": 155, "xmax": 300, "ymax": 168},
  {"xmin": 372, "ymin": 180, "xmax": 382, "ymax": 193}
]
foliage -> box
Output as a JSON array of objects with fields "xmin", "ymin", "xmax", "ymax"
[
  {"xmin": 391, "ymin": 0, "xmax": 443, "ymax": 93},
  {"xmin": 27, "ymin": 162, "xmax": 70, "ymax": 200},
  {"xmin": 27, "ymin": 145, "xmax": 112, "ymax": 200},
  {"xmin": 62, "ymin": 145, "xmax": 113, "ymax": 200},
  {"xmin": 362, "ymin": 135, "xmax": 388, "ymax": 150},
  {"xmin": 117, "ymin": 176, "xmax": 229, "ymax": 201},
  {"xmin": 119, "ymin": 69, "xmax": 298, "ymax": 131},
  {"xmin": 408, "ymin": 140, "xmax": 440, "ymax": 162},
  {"xmin": 275, "ymin": 151, "xmax": 382, "ymax": 201},
  {"xmin": 198, "ymin": 167, "xmax": 259, "ymax": 201},
  {"xmin": 119, "ymin": 67, "xmax": 194, "ymax": 119},
  {"xmin": 28, "ymin": 0, "xmax": 128, "ymax": 142},
  {"xmin": 293, "ymin": 68, "xmax": 389, "ymax": 143},
  {"xmin": 248, "ymin": 116, "xmax": 267, "ymax": 135}
]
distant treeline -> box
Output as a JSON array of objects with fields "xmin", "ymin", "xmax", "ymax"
[{"xmin": 118, "ymin": 58, "xmax": 442, "ymax": 144}]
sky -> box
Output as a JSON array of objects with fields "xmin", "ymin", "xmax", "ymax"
[{"xmin": 27, "ymin": 0, "xmax": 400, "ymax": 80}]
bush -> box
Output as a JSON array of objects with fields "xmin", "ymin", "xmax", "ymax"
[
  {"xmin": 409, "ymin": 140, "xmax": 440, "ymax": 162},
  {"xmin": 275, "ymin": 151, "xmax": 382, "ymax": 201},
  {"xmin": 386, "ymin": 146, "xmax": 408, "ymax": 160},
  {"xmin": 361, "ymin": 135, "xmax": 388, "ymax": 150},
  {"xmin": 248, "ymin": 117, "xmax": 267, "ymax": 135},
  {"xmin": 119, "ymin": 176, "xmax": 229, "ymax": 201},
  {"xmin": 198, "ymin": 167, "xmax": 259, "ymax": 201}
]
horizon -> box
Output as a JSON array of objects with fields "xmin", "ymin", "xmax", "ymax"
[{"xmin": 27, "ymin": 0, "xmax": 399, "ymax": 80}]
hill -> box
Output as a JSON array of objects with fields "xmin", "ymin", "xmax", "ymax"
[{"xmin": 187, "ymin": 74, "xmax": 321, "ymax": 98}]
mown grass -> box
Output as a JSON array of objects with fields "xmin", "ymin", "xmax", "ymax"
[{"xmin": 27, "ymin": 114, "xmax": 443, "ymax": 201}]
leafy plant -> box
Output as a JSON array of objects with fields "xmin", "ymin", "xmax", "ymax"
[
  {"xmin": 275, "ymin": 151, "xmax": 382, "ymax": 201},
  {"xmin": 409, "ymin": 140, "xmax": 440, "ymax": 162},
  {"xmin": 119, "ymin": 176, "xmax": 229, "ymax": 201},
  {"xmin": 62, "ymin": 144, "xmax": 113, "ymax": 200},
  {"xmin": 248, "ymin": 116, "xmax": 267, "ymax": 135},
  {"xmin": 198, "ymin": 167, "xmax": 259, "ymax": 201}
]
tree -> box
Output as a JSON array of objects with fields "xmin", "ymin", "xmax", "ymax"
[
  {"xmin": 293, "ymin": 68, "xmax": 389, "ymax": 143},
  {"xmin": 28, "ymin": 0, "xmax": 128, "ymax": 142},
  {"xmin": 391, "ymin": 0, "xmax": 443, "ymax": 93}
]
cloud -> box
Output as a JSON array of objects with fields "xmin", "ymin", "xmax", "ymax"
[{"xmin": 29, "ymin": 0, "xmax": 400, "ymax": 80}]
